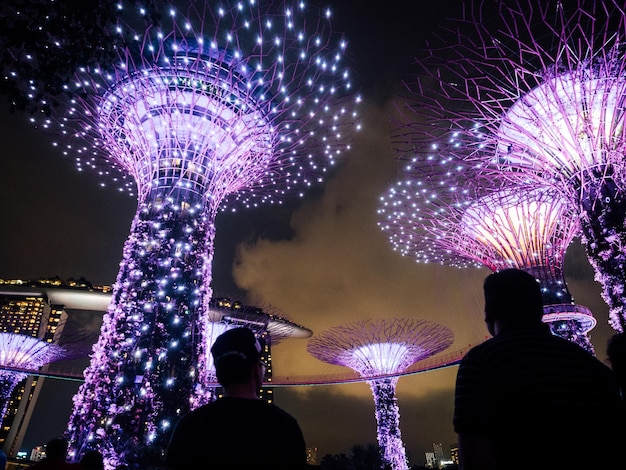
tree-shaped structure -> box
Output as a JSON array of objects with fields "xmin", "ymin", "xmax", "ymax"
[
  {"xmin": 0, "ymin": 333, "xmax": 66, "ymax": 423},
  {"xmin": 378, "ymin": 133, "xmax": 596, "ymax": 352},
  {"xmin": 407, "ymin": 0, "xmax": 626, "ymax": 331},
  {"xmin": 307, "ymin": 319, "xmax": 454, "ymax": 470},
  {"xmin": 26, "ymin": 1, "xmax": 359, "ymax": 466}
]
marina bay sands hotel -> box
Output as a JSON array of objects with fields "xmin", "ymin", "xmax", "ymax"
[{"xmin": 0, "ymin": 278, "xmax": 310, "ymax": 458}]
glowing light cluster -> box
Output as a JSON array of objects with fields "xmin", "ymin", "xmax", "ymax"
[
  {"xmin": 40, "ymin": 1, "xmax": 359, "ymax": 467},
  {"xmin": 308, "ymin": 319, "xmax": 454, "ymax": 470},
  {"xmin": 0, "ymin": 333, "xmax": 66, "ymax": 423},
  {"xmin": 39, "ymin": 0, "xmax": 360, "ymax": 205},
  {"xmin": 406, "ymin": 0, "xmax": 626, "ymax": 331},
  {"xmin": 378, "ymin": 131, "xmax": 596, "ymax": 352}
]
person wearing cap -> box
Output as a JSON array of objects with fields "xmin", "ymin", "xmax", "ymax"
[
  {"xmin": 165, "ymin": 327, "xmax": 306, "ymax": 469},
  {"xmin": 454, "ymin": 269, "xmax": 624, "ymax": 470}
]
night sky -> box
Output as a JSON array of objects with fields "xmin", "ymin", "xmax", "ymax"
[{"xmin": 0, "ymin": 0, "xmax": 617, "ymax": 464}]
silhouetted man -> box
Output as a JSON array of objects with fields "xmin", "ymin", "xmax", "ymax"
[
  {"xmin": 166, "ymin": 327, "xmax": 306, "ymax": 469},
  {"xmin": 28, "ymin": 437, "xmax": 79, "ymax": 470},
  {"xmin": 454, "ymin": 269, "xmax": 623, "ymax": 470}
]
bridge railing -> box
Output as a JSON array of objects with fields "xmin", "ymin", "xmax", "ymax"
[{"xmin": 1, "ymin": 344, "xmax": 479, "ymax": 387}]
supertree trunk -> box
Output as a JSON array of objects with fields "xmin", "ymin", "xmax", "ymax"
[
  {"xmin": 547, "ymin": 319, "xmax": 595, "ymax": 353},
  {"xmin": 0, "ymin": 374, "xmax": 23, "ymax": 426},
  {"xmin": 66, "ymin": 187, "xmax": 215, "ymax": 469},
  {"xmin": 368, "ymin": 378, "xmax": 408, "ymax": 470},
  {"xmin": 579, "ymin": 172, "xmax": 626, "ymax": 332},
  {"xmin": 524, "ymin": 265, "xmax": 596, "ymax": 354}
]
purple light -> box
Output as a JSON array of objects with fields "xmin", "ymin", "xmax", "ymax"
[
  {"xmin": 400, "ymin": 1, "xmax": 626, "ymax": 329},
  {"xmin": 378, "ymin": 131, "xmax": 596, "ymax": 352},
  {"xmin": 35, "ymin": 2, "xmax": 359, "ymax": 467},
  {"xmin": 308, "ymin": 319, "xmax": 453, "ymax": 470},
  {"xmin": 496, "ymin": 73, "xmax": 626, "ymax": 175},
  {"xmin": 0, "ymin": 333, "xmax": 66, "ymax": 422}
]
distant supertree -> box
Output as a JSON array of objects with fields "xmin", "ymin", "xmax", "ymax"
[
  {"xmin": 0, "ymin": 333, "xmax": 66, "ymax": 423},
  {"xmin": 307, "ymin": 319, "xmax": 454, "ymax": 470},
  {"xmin": 378, "ymin": 132, "xmax": 596, "ymax": 352},
  {"xmin": 406, "ymin": 0, "xmax": 626, "ymax": 331},
  {"xmin": 23, "ymin": 1, "xmax": 359, "ymax": 466}
]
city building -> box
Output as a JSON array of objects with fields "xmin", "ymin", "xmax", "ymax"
[
  {"xmin": 433, "ymin": 443, "xmax": 444, "ymax": 467},
  {"xmin": 450, "ymin": 444, "xmax": 459, "ymax": 465},
  {"xmin": 306, "ymin": 447, "xmax": 319, "ymax": 465}
]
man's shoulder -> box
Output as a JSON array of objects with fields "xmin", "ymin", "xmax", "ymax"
[
  {"xmin": 462, "ymin": 328, "xmax": 616, "ymax": 382},
  {"xmin": 191, "ymin": 398, "xmax": 298, "ymax": 423},
  {"xmin": 265, "ymin": 402, "xmax": 299, "ymax": 422}
]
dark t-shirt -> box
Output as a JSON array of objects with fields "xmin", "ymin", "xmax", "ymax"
[
  {"xmin": 454, "ymin": 324, "xmax": 623, "ymax": 469},
  {"xmin": 27, "ymin": 459, "xmax": 81, "ymax": 470},
  {"xmin": 166, "ymin": 397, "xmax": 306, "ymax": 470}
]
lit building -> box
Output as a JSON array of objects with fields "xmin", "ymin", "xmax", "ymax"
[
  {"xmin": 306, "ymin": 447, "xmax": 318, "ymax": 465},
  {"xmin": 450, "ymin": 444, "xmax": 459, "ymax": 465},
  {"xmin": 433, "ymin": 443, "xmax": 444, "ymax": 467},
  {"xmin": 425, "ymin": 452, "xmax": 436, "ymax": 468},
  {"xmin": 29, "ymin": 445, "xmax": 44, "ymax": 462}
]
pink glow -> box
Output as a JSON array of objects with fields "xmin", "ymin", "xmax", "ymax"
[
  {"xmin": 378, "ymin": 130, "xmax": 596, "ymax": 352},
  {"xmin": 308, "ymin": 319, "xmax": 453, "ymax": 470},
  {"xmin": 0, "ymin": 333, "xmax": 66, "ymax": 424}
]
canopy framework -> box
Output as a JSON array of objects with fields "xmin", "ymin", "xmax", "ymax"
[
  {"xmin": 0, "ymin": 333, "xmax": 69, "ymax": 424},
  {"xmin": 378, "ymin": 131, "xmax": 596, "ymax": 352}
]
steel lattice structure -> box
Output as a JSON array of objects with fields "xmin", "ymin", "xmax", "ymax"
[
  {"xmin": 378, "ymin": 132, "xmax": 596, "ymax": 352},
  {"xmin": 308, "ymin": 319, "xmax": 454, "ymax": 470},
  {"xmin": 202, "ymin": 297, "xmax": 311, "ymax": 387},
  {"xmin": 403, "ymin": 0, "xmax": 626, "ymax": 331},
  {"xmin": 28, "ymin": 2, "xmax": 359, "ymax": 466},
  {"xmin": 0, "ymin": 333, "xmax": 66, "ymax": 424}
]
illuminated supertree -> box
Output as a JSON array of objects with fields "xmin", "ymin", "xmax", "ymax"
[
  {"xmin": 407, "ymin": 0, "xmax": 626, "ymax": 331},
  {"xmin": 26, "ymin": 1, "xmax": 358, "ymax": 466},
  {"xmin": 378, "ymin": 133, "xmax": 596, "ymax": 352},
  {"xmin": 307, "ymin": 319, "xmax": 454, "ymax": 470},
  {"xmin": 0, "ymin": 333, "xmax": 66, "ymax": 423}
]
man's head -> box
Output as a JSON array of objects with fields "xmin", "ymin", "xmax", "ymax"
[
  {"xmin": 211, "ymin": 327, "xmax": 264, "ymax": 388},
  {"xmin": 45, "ymin": 437, "xmax": 69, "ymax": 460},
  {"xmin": 483, "ymin": 269, "xmax": 543, "ymax": 335}
]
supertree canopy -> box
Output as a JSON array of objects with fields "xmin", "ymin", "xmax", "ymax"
[
  {"xmin": 307, "ymin": 319, "xmax": 454, "ymax": 470},
  {"xmin": 26, "ymin": 1, "xmax": 359, "ymax": 467},
  {"xmin": 406, "ymin": 0, "xmax": 626, "ymax": 331},
  {"xmin": 0, "ymin": 333, "xmax": 66, "ymax": 423},
  {"xmin": 378, "ymin": 132, "xmax": 596, "ymax": 352}
]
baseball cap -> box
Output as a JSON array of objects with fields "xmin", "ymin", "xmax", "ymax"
[{"xmin": 211, "ymin": 327, "xmax": 263, "ymax": 365}]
